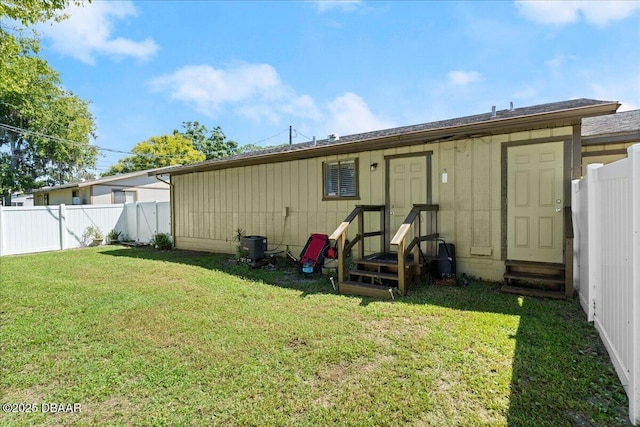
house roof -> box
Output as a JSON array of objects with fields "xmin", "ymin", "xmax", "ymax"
[
  {"xmin": 582, "ymin": 109, "xmax": 640, "ymax": 144},
  {"xmin": 32, "ymin": 166, "xmax": 173, "ymax": 193},
  {"xmin": 154, "ymin": 98, "xmax": 619, "ymax": 176}
]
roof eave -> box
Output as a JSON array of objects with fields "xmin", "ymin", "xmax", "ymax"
[
  {"xmin": 583, "ymin": 130, "xmax": 640, "ymax": 145},
  {"xmin": 32, "ymin": 182, "xmax": 80, "ymax": 193},
  {"xmin": 159, "ymin": 101, "xmax": 619, "ymax": 176}
]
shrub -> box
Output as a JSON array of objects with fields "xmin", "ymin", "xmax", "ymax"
[
  {"xmin": 150, "ymin": 233, "xmax": 172, "ymax": 250},
  {"xmin": 82, "ymin": 225, "xmax": 104, "ymax": 246},
  {"xmin": 234, "ymin": 228, "xmax": 247, "ymax": 259},
  {"xmin": 107, "ymin": 229, "xmax": 122, "ymax": 243}
]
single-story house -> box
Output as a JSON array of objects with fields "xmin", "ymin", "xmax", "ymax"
[
  {"xmin": 33, "ymin": 168, "xmax": 171, "ymax": 206},
  {"xmin": 153, "ymin": 99, "xmax": 624, "ymax": 298}
]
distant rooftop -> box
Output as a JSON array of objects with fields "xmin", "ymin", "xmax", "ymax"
[{"xmin": 33, "ymin": 166, "xmax": 173, "ymax": 193}]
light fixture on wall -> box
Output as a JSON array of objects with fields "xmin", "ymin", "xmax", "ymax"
[{"xmin": 370, "ymin": 162, "xmax": 378, "ymax": 171}]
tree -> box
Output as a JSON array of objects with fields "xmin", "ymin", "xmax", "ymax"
[
  {"xmin": 178, "ymin": 121, "xmax": 238, "ymax": 160},
  {"xmin": 104, "ymin": 134, "xmax": 205, "ymax": 176},
  {"xmin": 0, "ymin": 0, "xmax": 72, "ymax": 27},
  {"xmin": 0, "ymin": 35, "xmax": 97, "ymax": 205},
  {"xmin": 0, "ymin": 0, "xmax": 96, "ymax": 205}
]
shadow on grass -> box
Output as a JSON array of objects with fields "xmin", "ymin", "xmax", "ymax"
[
  {"xmin": 99, "ymin": 246, "xmax": 336, "ymax": 298},
  {"xmin": 406, "ymin": 282, "xmax": 630, "ymax": 426},
  {"xmin": 99, "ymin": 246, "xmax": 631, "ymax": 426}
]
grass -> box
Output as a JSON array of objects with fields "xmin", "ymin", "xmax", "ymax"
[{"xmin": 0, "ymin": 246, "xmax": 631, "ymax": 426}]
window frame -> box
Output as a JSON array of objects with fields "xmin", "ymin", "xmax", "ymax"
[
  {"xmin": 322, "ymin": 158, "xmax": 360, "ymax": 201},
  {"xmin": 112, "ymin": 189, "xmax": 137, "ymax": 204}
]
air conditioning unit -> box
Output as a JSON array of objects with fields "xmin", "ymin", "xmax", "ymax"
[
  {"xmin": 240, "ymin": 236, "xmax": 267, "ymax": 260},
  {"xmin": 72, "ymin": 197, "xmax": 81, "ymax": 205}
]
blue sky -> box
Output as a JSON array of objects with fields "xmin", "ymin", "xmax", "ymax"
[{"xmin": 36, "ymin": 0, "xmax": 640, "ymax": 174}]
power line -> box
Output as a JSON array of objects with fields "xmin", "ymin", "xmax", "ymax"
[
  {"xmin": 249, "ymin": 129, "xmax": 289, "ymax": 145},
  {"xmin": 294, "ymin": 129, "xmax": 313, "ymax": 141},
  {"xmin": 248, "ymin": 128, "xmax": 316, "ymax": 146},
  {"xmin": 0, "ymin": 122, "xmax": 198, "ymax": 160}
]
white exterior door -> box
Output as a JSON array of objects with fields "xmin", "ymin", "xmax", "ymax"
[
  {"xmin": 388, "ymin": 157, "xmax": 428, "ymax": 234},
  {"xmin": 507, "ymin": 142, "xmax": 564, "ymax": 263}
]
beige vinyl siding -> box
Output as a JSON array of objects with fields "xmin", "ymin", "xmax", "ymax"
[
  {"xmin": 173, "ymin": 126, "xmax": 573, "ymax": 281},
  {"xmin": 47, "ymin": 189, "xmax": 75, "ymax": 205},
  {"xmin": 175, "ymin": 155, "xmax": 373, "ymax": 255},
  {"xmin": 581, "ymin": 140, "xmax": 637, "ymax": 177}
]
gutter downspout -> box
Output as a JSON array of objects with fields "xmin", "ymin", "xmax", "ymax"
[
  {"xmin": 154, "ymin": 174, "xmax": 175, "ymax": 245},
  {"xmin": 154, "ymin": 175, "xmax": 172, "ymax": 187}
]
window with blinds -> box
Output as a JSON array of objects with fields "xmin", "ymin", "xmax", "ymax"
[{"xmin": 323, "ymin": 159, "xmax": 358, "ymax": 199}]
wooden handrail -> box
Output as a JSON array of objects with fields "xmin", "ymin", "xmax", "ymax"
[
  {"xmin": 329, "ymin": 205, "xmax": 363, "ymax": 240},
  {"xmin": 390, "ymin": 204, "xmax": 439, "ymax": 295},
  {"xmin": 390, "ymin": 207, "xmax": 422, "ymax": 245},
  {"xmin": 329, "ymin": 203, "xmax": 437, "ymax": 295},
  {"xmin": 405, "ymin": 234, "xmax": 441, "ymax": 256},
  {"xmin": 329, "ymin": 205, "xmax": 386, "ymax": 283}
]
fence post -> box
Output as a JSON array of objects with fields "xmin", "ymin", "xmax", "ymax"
[
  {"xmin": 0, "ymin": 205, "xmax": 4, "ymax": 256},
  {"xmin": 134, "ymin": 202, "xmax": 139, "ymax": 242},
  {"xmin": 586, "ymin": 163, "xmax": 603, "ymax": 322},
  {"xmin": 630, "ymin": 144, "xmax": 640, "ymax": 425},
  {"xmin": 59, "ymin": 204, "xmax": 66, "ymax": 250},
  {"xmin": 155, "ymin": 200, "xmax": 159, "ymax": 236}
]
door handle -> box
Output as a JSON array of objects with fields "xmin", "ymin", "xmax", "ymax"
[{"xmin": 555, "ymin": 207, "xmax": 562, "ymax": 213}]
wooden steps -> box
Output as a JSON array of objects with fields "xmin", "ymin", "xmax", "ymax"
[
  {"xmin": 349, "ymin": 269, "xmax": 399, "ymax": 281},
  {"xmin": 339, "ymin": 252, "xmax": 417, "ymax": 298},
  {"xmin": 502, "ymin": 260, "xmax": 567, "ymax": 299},
  {"xmin": 501, "ymin": 285, "xmax": 567, "ymax": 300},
  {"xmin": 503, "ymin": 271, "xmax": 565, "ymax": 287},
  {"xmin": 339, "ymin": 281, "xmax": 396, "ymax": 299}
]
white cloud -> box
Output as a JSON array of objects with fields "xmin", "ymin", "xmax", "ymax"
[
  {"xmin": 150, "ymin": 62, "xmax": 393, "ymax": 136},
  {"xmin": 545, "ymin": 53, "xmax": 578, "ymax": 68},
  {"xmin": 312, "ymin": 0, "xmax": 363, "ymax": 13},
  {"xmin": 149, "ymin": 63, "xmax": 322, "ymax": 123},
  {"xmin": 516, "ymin": 1, "xmax": 640, "ymax": 27},
  {"xmin": 447, "ymin": 70, "xmax": 482, "ymax": 86},
  {"xmin": 324, "ymin": 92, "xmax": 395, "ymax": 135},
  {"xmin": 40, "ymin": 1, "xmax": 158, "ymax": 65}
]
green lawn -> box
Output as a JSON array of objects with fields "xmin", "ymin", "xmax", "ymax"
[{"xmin": 0, "ymin": 247, "xmax": 631, "ymax": 426}]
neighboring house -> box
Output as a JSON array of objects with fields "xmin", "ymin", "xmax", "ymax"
[
  {"xmin": 581, "ymin": 109, "xmax": 640, "ymax": 176},
  {"xmin": 7, "ymin": 193, "xmax": 34, "ymax": 207},
  {"xmin": 153, "ymin": 99, "xmax": 621, "ymax": 298},
  {"xmin": 33, "ymin": 168, "xmax": 171, "ymax": 206}
]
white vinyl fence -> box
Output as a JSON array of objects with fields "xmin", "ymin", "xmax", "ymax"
[
  {"xmin": 573, "ymin": 144, "xmax": 640, "ymax": 425},
  {"xmin": 0, "ymin": 201, "xmax": 170, "ymax": 256}
]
